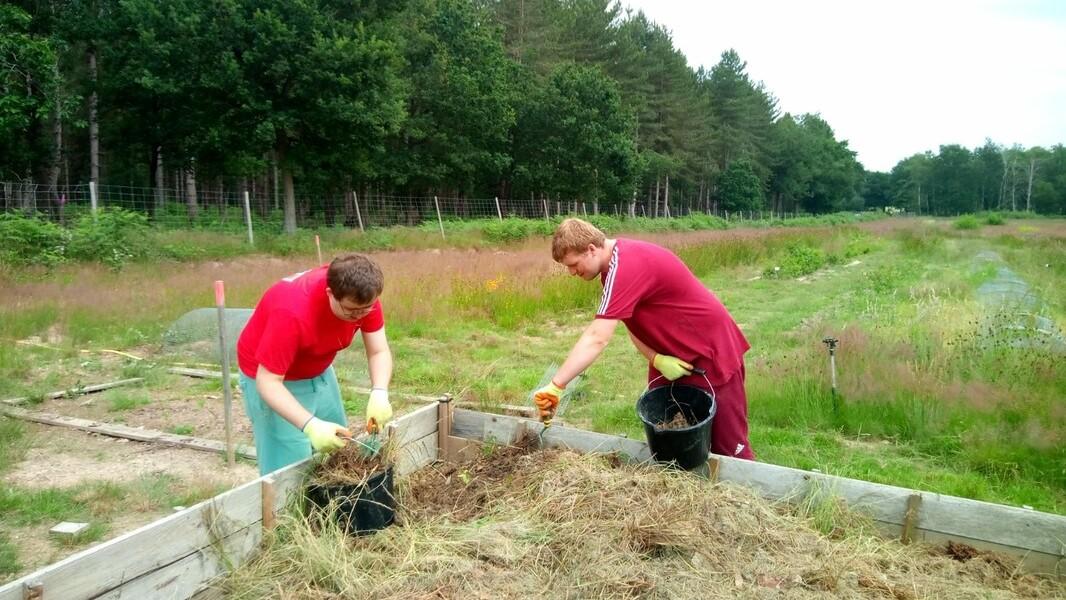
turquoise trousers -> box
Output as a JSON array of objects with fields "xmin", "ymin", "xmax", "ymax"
[{"xmin": 239, "ymin": 366, "xmax": 346, "ymax": 475}]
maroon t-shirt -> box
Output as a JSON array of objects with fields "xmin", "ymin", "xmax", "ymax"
[
  {"xmin": 237, "ymin": 266, "xmax": 384, "ymax": 379},
  {"xmin": 596, "ymin": 239, "xmax": 749, "ymax": 387}
]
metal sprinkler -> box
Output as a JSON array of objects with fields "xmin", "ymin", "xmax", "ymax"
[{"xmin": 822, "ymin": 336, "xmax": 841, "ymax": 417}]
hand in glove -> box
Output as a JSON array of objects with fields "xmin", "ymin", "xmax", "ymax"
[
  {"xmin": 652, "ymin": 354, "xmax": 693, "ymax": 381},
  {"xmin": 532, "ymin": 381, "xmax": 564, "ymax": 423},
  {"xmin": 365, "ymin": 387, "xmax": 393, "ymax": 433},
  {"xmin": 302, "ymin": 417, "xmax": 351, "ymax": 453}
]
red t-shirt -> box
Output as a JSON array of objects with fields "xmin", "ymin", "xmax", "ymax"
[
  {"xmin": 597, "ymin": 239, "xmax": 749, "ymax": 387},
  {"xmin": 237, "ymin": 266, "xmax": 384, "ymax": 379}
]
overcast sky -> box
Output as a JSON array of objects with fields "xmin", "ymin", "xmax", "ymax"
[{"xmin": 622, "ymin": 0, "xmax": 1066, "ymax": 172}]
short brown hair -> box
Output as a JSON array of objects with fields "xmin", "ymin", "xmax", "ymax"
[
  {"xmin": 551, "ymin": 218, "xmax": 606, "ymax": 261},
  {"xmin": 327, "ymin": 254, "xmax": 384, "ymax": 304}
]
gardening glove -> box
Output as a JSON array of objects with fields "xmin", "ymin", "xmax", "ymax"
[
  {"xmin": 365, "ymin": 388, "xmax": 392, "ymax": 434},
  {"xmin": 533, "ymin": 381, "xmax": 565, "ymax": 423},
  {"xmin": 652, "ymin": 354, "xmax": 693, "ymax": 381},
  {"xmin": 302, "ymin": 417, "xmax": 351, "ymax": 453}
]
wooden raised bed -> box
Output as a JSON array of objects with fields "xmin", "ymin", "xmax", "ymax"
[{"xmin": 2, "ymin": 398, "xmax": 1062, "ymax": 599}]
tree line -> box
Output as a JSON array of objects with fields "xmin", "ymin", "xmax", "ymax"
[{"xmin": 2, "ymin": 0, "xmax": 1063, "ymax": 233}]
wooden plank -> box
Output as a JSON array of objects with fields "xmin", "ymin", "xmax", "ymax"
[
  {"xmin": 0, "ymin": 459, "xmax": 310, "ymax": 600},
  {"xmin": 453, "ymin": 408, "xmax": 650, "ymax": 461},
  {"xmin": 167, "ymin": 367, "xmax": 228, "ymax": 379},
  {"xmin": 95, "ymin": 524, "xmax": 261, "ymax": 600},
  {"xmin": 451, "ymin": 409, "xmax": 1066, "ymax": 569},
  {"xmin": 1, "ymin": 378, "xmax": 144, "ymax": 406},
  {"xmin": 0, "ymin": 406, "xmax": 258, "ymax": 460},
  {"xmin": 446, "ymin": 435, "xmax": 481, "ymax": 463},
  {"xmin": 386, "ymin": 401, "xmax": 438, "ymax": 447},
  {"xmin": 395, "ymin": 432, "xmax": 437, "ymax": 477},
  {"xmin": 901, "ymin": 494, "xmax": 921, "ymax": 545},
  {"xmin": 261, "ymin": 478, "xmax": 277, "ymax": 531}
]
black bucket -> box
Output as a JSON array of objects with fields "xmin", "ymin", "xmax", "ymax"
[
  {"xmin": 307, "ymin": 467, "xmax": 395, "ymax": 536},
  {"xmin": 636, "ymin": 384, "xmax": 716, "ymax": 471}
]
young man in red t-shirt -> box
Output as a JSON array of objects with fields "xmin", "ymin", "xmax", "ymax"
[
  {"xmin": 237, "ymin": 253, "xmax": 394, "ymax": 474},
  {"xmin": 533, "ymin": 218, "xmax": 755, "ymax": 460}
]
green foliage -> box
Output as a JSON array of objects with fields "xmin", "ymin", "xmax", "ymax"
[
  {"xmin": 765, "ymin": 244, "xmax": 825, "ymax": 278},
  {"xmin": 983, "ymin": 212, "xmax": 1005, "ymax": 225},
  {"xmin": 954, "ymin": 214, "xmax": 980, "ymax": 230},
  {"xmin": 0, "ymin": 213, "xmax": 68, "ymax": 268},
  {"xmin": 67, "ymin": 209, "xmax": 150, "ymax": 269},
  {"xmin": 482, "ymin": 218, "xmax": 554, "ymax": 243},
  {"xmin": 0, "ymin": 530, "xmax": 18, "ymax": 577},
  {"xmin": 717, "ymin": 159, "xmax": 763, "ymax": 212}
]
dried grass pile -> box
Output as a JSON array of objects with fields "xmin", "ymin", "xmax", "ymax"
[{"xmin": 220, "ymin": 443, "xmax": 1065, "ymax": 599}]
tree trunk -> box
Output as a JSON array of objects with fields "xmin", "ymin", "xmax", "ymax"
[
  {"xmin": 283, "ymin": 168, "xmax": 297, "ymax": 234},
  {"xmin": 1026, "ymin": 158, "xmax": 1036, "ymax": 212},
  {"xmin": 1010, "ymin": 159, "xmax": 1017, "ymax": 212},
  {"xmin": 48, "ymin": 58, "xmax": 63, "ymax": 221},
  {"xmin": 184, "ymin": 161, "xmax": 199, "ymax": 220},
  {"xmin": 88, "ymin": 47, "xmax": 100, "ymax": 184},
  {"xmin": 664, "ymin": 175, "xmax": 670, "ymax": 218},
  {"xmin": 152, "ymin": 147, "xmax": 165, "ymax": 217},
  {"xmin": 653, "ymin": 177, "xmax": 660, "ymax": 218}
]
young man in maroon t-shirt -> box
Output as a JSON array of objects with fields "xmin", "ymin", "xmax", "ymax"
[
  {"xmin": 533, "ymin": 218, "xmax": 755, "ymax": 460},
  {"xmin": 237, "ymin": 253, "xmax": 394, "ymax": 474}
]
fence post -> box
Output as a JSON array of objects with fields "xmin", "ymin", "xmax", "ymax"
[
  {"xmin": 434, "ymin": 195, "xmax": 445, "ymax": 240},
  {"xmin": 214, "ymin": 281, "xmax": 235, "ymax": 468},
  {"xmin": 243, "ymin": 191, "xmax": 254, "ymax": 246},
  {"xmin": 89, "ymin": 181, "xmax": 98, "ymax": 218},
  {"xmin": 542, "ymin": 198, "xmax": 549, "ymax": 221},
  {"xmin": 494, "ymin": 196, "xmax": 503, "ymax": 221},
  {"xmin": 352, "ymin": 190, "xmax": 364, "ymax": 232},
  {"xmin": 581, "ymin": 202, "xmax": 587, "ymax": 217}
]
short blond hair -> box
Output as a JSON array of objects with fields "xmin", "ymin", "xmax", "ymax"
[{"xmin": 552, "ymin": 218, "xmax": 606, "ymax": 261}]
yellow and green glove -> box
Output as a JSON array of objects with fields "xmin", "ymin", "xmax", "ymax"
[
  {"xmin": 652, "ymin": 354, "xmax": 693, "ymax": 381},
  {"xmin": 302, "ymin": 417, "xmax": 351, "ymax": 453},
  {"xmin": 533, "ymin": 381, "xmax": 564, "ymax": 423},
  {"xmin": 365, "ymin": 387, "xmax": 393, "ymax": 433}
]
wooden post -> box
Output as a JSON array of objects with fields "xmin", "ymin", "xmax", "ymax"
[
  {"xmin": 542, "ymin": 198, "xmax": 549, "ymax": 221},
  {"xmin": 214, "ymin": 281, "xmax": 235, "ymax": 467},
  {"xmin": 261, "ymin": 477, "xmax": 276, "ymax": 531},
  {"xmin": 433, "ymin": 195, "xmax": 445, "ymax": 240},
  {"xmin": 352, "ymin": 190, "xmax": 364, "ymax": 232},
  {"xmin": 314, "ymin": 234, "xmax": 322, "ymax": 265},
  {"xmin": 437, "ymin": 395, "xmax": 453, "ymax": 461},
  {"xmin": 901, "ymin": 493, "xmax": 922, "ymax": 544},
  {"xmin": 243, "ymin": 191, "xmax": 254, "ymax": 245},
  {"xmin": 494, "ymin": 196, "xmax": 503, "ymax": 221}
]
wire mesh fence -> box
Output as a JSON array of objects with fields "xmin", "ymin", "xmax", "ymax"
[{"xmin": 1, "ymin": 180, "xmax": 806, "ymax": 235}]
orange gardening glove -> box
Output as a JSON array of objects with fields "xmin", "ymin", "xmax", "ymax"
[{"xmin": 532, "ymin": 381, "xmax": 564, "ymax": 423}]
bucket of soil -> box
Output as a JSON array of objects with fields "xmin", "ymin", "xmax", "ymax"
[
  {"xmin": 306, "ymin": 440, "xmax": 395, "ymax": 536},
  {"xmin": 636, "ymin": 383, "xmax": 716, "ymax": 471}
]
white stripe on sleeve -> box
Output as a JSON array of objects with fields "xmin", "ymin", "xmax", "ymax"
[{"xmin": 597, "ymin": 245, "xmax": 620, "ymax": 315}]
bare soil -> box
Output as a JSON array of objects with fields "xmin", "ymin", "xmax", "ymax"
[{"xmin": 402, "ymin": 434, "xmax": 558, "ymax": 522}]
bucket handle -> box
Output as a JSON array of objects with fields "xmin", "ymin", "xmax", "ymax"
[{"xmin": 644, "ymin": 370, "xmax": 716, "ymax": 402}]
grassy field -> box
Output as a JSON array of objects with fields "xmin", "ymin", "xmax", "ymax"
[{"xmin": 1, "ymin": 213, "xmax": 1063, "ymax": 545}]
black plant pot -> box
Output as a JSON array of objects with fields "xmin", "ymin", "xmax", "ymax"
[{"xmin": 307, "ymin": 467, "xmax": 395, "ymax": 536}]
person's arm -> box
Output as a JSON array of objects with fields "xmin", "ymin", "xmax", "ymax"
[
  {"xmin": 362, "ymin": 327, "xmax": 394, "ymax": 432},
  {"xmin": 256, "ymin": 365, "xmax": 313, "ymax": 428},
  {"xmin": 553, "ymin": 318, "xmax": 619, "ymax": 387},
  {"xmin": 626, "ymin": 328, "xmax": 656, "ymax": 363},
  {"xmin": 362, "ymin": 327, "xmax": 393, "ymax": 389}
]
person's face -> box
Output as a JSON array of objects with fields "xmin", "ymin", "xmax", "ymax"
[
  {"xmin": 327, "ymin": 288, "xmax": 376, "ymax": 322},
  {"xmin": 560, "ymin": 244, "xmax": 601, "ymax": 280}
]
